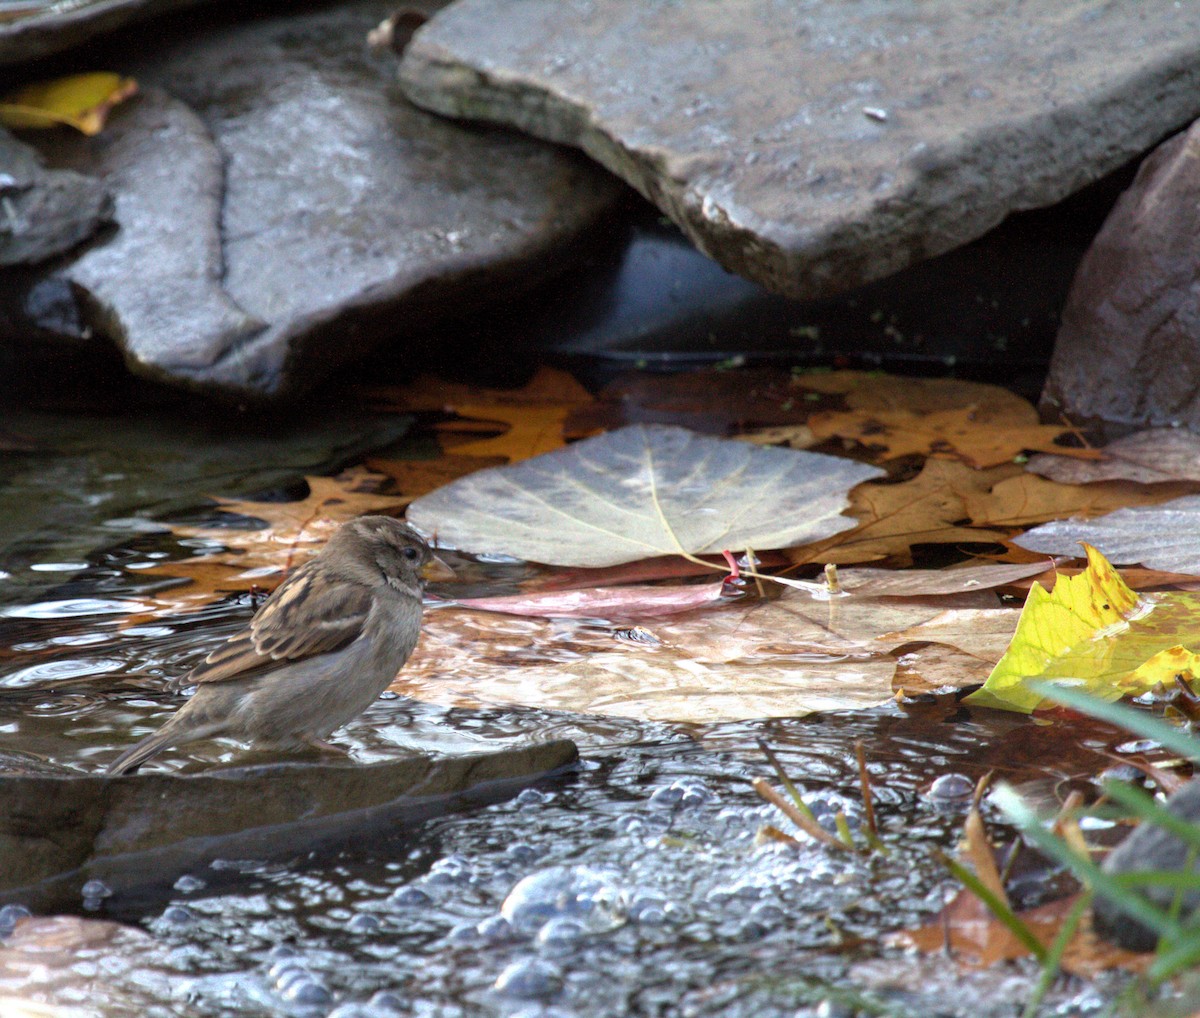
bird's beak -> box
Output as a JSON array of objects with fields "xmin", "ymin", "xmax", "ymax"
[{"xmin": 420, "ymin": 555, "xmax": 455, "ymax": 583}]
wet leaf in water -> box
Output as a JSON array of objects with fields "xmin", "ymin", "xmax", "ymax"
[
  {"xmin": 130, "ymin": 468, "xmax": 408, "ymax": 617},
  {"xmin": 566, "ymin": 367, "xmax": 823, "ymax": 436},
  {"xmin": 0, "ymin": 72, "xmax": 137, "ymax": 134},
  {"xmin": 808, "ymin": 406, "xmax": 1098, "ymax": 469},
  {"xmin": 897, "ymin": 892, "xmax": 1150, "ymax": 974},
  {"xmin": 1014, "ymin": 493, "xmax": 1200, "ymax": 575},
  {"xmin": 1027, "ymin": 429, "xmax": 1200, "ymax": 485},
  {"xmin": 787, "ymin": 459, "xmax": 1013, "ymax": 566},
  {"xmin": 963, "ymin": 472, "xmax": 1200, "ymax": 529},
  {"xmin": 407, "ymin": 424, "xmax": 884, "ymax": 568},
  {"xmin": 964, "ymin": 544, "xmax": 1200, "ymax": 713},
  {"xmin": 453, "ymin": 580, "xmax": 735, "ymax": 619},
  {"xmin": 366, "ymin": 366, "xmax": 594, "ymax": 462},
  {"xmin": 834, "ymin": 560, "xmax": 1054, "ymax": 597},
  {"xmin": 399, "ymin": 586, "xmax": 1014, "ymax": 723}
]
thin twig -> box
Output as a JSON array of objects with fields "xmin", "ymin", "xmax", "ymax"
[
  {"xmin": 752, "ymin": 777, "xmax": 850, "ymax": 851},
  {"xmin": 855, "ymin": 739, "xmax": 878, "ymax": 839}
]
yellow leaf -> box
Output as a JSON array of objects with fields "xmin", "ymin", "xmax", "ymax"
[
  {"xmin": 1125, "ymin": 645, "xmax": 1200, "ymax": 692},
  {"xmin": 0, "ymin": 73, "xmax": 137, "ymax": 135},
  {"xmin": 965, "ymin": 544, "xmax": 1157, "ymax": 712}
]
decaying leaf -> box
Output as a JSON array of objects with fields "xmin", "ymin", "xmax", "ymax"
[
  {"xmin": 897, "ymin": 892, "xmax": 1150, "ymax": 975},
  {"xmin": 807, "ymin": 406, "xmax": 1098, "ymax": 468},
  {"xmin": 408, "ymin": 424, "xmax": 884, "ymax": 568},
  {"xmin": 367, "ymin": 367, "xmax": 594, "ymax": 462},
  {"xmin": 0, "ymin": 72, "xmax": 137, "ymax": 134},
  {"xmin": 1027, "ymin": 428, "xmax": 1200, "ymax": 485},
  {"xmin": 963, "ymin": 544, "xmax": 1198, "ymax": 713},
  {"xmin": 1015, "ymin": 494, "xmax": 1200, "ymax": 575},
  {"xmin": 835, "ymin": 561, "xmax": 1053, "ymax": 597},
  {"xmin": 566, "ymin": 367, "xmax": 824, "ymax": 437},
  {"xmin": 964, "ymin": 473, "xmax": 1200, "ymax": 529},
  {"xmin": 452, "ymin": 581, "xmax": 736, "ymax": 619},
  {"xmin": 397, "ymin": 586, "xmax": 1012, "ymax": 723},
  {"xmin": 787, "ymin": 459, "xmax": 1015, "ymax": 566}
]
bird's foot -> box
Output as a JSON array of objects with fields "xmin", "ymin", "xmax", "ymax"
[{"xmin": 299, "ymin": 735, "xmax": 351, "ymax": 757}]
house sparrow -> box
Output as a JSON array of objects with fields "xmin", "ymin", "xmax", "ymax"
[{"xmin": 106, "ymin": 516, "xmax": 452, "ymax": 776}]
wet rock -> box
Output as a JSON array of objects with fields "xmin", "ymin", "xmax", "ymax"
[
  {"xmin": 1094, "ymin": 777, "xmax": 1200, "ymax": 952},
  {"xmin": 399, "ymin": 0, "xmax": 1200, "ymax": 301},
  {"xmin": 0, "ymin": 0, "xmax": 207, "ymax": 64},
  {"xmin": 0, "ymin": 739, "xmax": 577, "ymax": 910},
  {"xmin": 20, "ymin": 0, "xmax": 624, "ymax": 400},
  {"xmin": 1042, "ymin": 122, "xmax": 1200, "ymax": 430},
  {"xmin": 36, "ymin": 88, "xmax": 265, "ymax": 380},
  {"xmin": 0, "ymin": 128, "xmax": 110, "ymax": 266}
]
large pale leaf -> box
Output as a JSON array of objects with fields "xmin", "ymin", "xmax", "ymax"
[
  {"xmin": 396, "ymin": 586, "xmax": 1009, "ymax": 723},
  {"xmin": 1014, "ymin": 494, "xmax": 1200, "ymax": 575},
  {"xmin": 407, "ymin": 424, "xmax": 883, "ymax": 567}
]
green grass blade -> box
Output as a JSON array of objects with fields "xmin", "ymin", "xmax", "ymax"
[
  {"xmin": 1021, "ymin": 892, "xmax": 1091, "ymax": 1018},
  {"xmin": 936, "ymin": 850, "xmax": 1047, "ymax": 962},
  {"xmin": 993, "ymin": 785, "xmax": 1182, "ymax": 943}
]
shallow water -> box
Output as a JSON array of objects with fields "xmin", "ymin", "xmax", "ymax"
[{"xmin": 0, "ymin": 402, "xmax": 1145, "ymax": 1017}]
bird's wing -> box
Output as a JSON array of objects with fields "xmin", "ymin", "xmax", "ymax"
[{"xmin": 182, "ymin": 568, "xmax": 373, "ymax": 686}]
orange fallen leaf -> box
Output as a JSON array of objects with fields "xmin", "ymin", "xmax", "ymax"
[
  {"xmin": 786, "ymin": 459, "xmax": 1016, "ymax": 565},
  {"xmin": 366, "ymin": 366, "xmax": 593, "ymax": 462},
  {"xmin": 808, "ymin": 406, "xmax": 1099, "ymax": 468},
  {"xmin": 963, "ymin": 473, "xmax": 1200, "ymax": 528},
  {"xmin": 897, "ymin": 892, "xmax": 1150, "ymax": 975},
  {"xmin": 0, "ymin": 72, "xmax": 137, "ymax": 135}
]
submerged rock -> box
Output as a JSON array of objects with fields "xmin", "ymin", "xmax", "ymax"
[
  {"xmin": 1042, "ymin": 122, "xmax": 1200, "ymax": 430},
  {"xmin": 399, "ymin": 0, "xmax": 1200, "ymax": 301},
  {"xmin": 23, "ymin": 0, "xmax": 623, "ymax": 400},
  {"xmin": 0, "ymin": 739, "xmax": 577, "ymax": 910}
]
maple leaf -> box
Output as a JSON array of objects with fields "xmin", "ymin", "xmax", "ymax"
[
  {"xmin": 786, "ymin": 459, "xmax": 1016, "ymax": 565},
  {"xmin": 808, "ymin": 406, "xmax": 1100, "ymax": 468},
  {"xmin": 366, "ymin": 366, "xmax": 594, "ymax": 462},
  {"xmin": 964, "ymin": 473, "xmax": 1200, "ymax": 528}
]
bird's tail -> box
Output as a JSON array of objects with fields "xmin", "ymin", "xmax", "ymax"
[
  {"xmin": 106, "ymin": 716, "xmax": 223, "ymax": 776},
  {"xmin": 106, "ymin": 727, "xmax": 179, "ymax": 776}
]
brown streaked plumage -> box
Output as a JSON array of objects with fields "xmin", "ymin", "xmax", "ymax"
[{"xmin": 107, "ymin": 516, "xmax": 452, "ymax": 776}]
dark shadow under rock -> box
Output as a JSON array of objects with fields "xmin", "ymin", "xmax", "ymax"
[
  {"xmin": 0, "ymin": 739, "xmax": 577, "ymax": 911},
  {"xmin": 21, "ymin": 0, "xmax": 625, "ymax": 401},
  {"xmin": 0, "ymin": 127, "xmax": 110, "ymax": 266},
  {"xmin": 0, "ymin": 0, "xmax": 208, "ymax": 64}
]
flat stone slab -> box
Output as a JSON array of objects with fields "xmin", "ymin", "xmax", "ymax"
[
  {"xmin": 399, "ymin": 0, "xmax": 1200, "ymax": 300},
  {"xmin": 0, "ymin": 0, "xmax": 206, "ymax": 64},
  {"xmin": 0, "ymin": 739, "xmax": 576, "ymax": 910},
  {"xmin": 1041, "ymin": 121, "xmax": 1200, "ymax": 430},
  {"xmin": 26, "ymin": 0, "xmax": 623, "ymax": 399}
]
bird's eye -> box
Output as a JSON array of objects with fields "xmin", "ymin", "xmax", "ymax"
[{"xmin": 403, "ymin": 546, "xmax": 420, "ymax": 561}]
